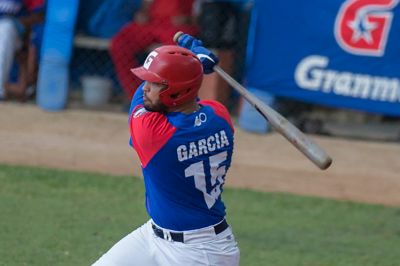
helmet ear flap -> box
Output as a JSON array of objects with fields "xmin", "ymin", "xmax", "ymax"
[{"xmin": 159, "ymin": 74, "xmax": 203, "ymax": 107}]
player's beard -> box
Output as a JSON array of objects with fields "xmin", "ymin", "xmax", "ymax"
[{"xmin": 144, "ymin": 99, "xmax": 168, "ymax": 113}]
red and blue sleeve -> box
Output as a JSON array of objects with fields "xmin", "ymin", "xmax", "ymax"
[
  {"xmin": 129, "ymin": 110, "xmax": 176, "ymax": 168},
  {"xmin": 128, "ymin": 82, "xmax": 146, "ymax": 147},
  {"xmin": 129, "ymin": 82, "xmax": 145, "ymax": 117},
  {"xmin": 200, "ymin": 100, "xmax": 234, "ymax": 132}
]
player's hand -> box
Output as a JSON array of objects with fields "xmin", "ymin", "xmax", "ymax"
[{"xmin": 177, "ymin": 34, "xmax": 219, "ymax": 74}]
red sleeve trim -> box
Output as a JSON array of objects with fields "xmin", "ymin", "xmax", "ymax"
[
  {"xmin": 129, "ymin": 109, "xmax": 176, "ymax": 168},
  {"xmin": 200, "ymin": 100, "xmax": 234, "ymax": 132}
]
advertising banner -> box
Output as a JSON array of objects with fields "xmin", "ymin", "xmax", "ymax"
[{"xmin": 246, "ymin": 0, "xmax": 400, "ymax": 116}]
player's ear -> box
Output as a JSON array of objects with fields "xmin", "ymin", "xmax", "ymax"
[{"xmin": 160, "ymin": 84, "xmax": 168, "ymax": 91}]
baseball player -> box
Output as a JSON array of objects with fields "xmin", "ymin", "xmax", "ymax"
[{"xmin": 92, "ymin": 36, "xmax": 240, "ymax": 265}]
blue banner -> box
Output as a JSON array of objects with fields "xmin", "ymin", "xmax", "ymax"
[{"xmin": 245, "ymin": 0, "xmax": 400, "ymax": 116}]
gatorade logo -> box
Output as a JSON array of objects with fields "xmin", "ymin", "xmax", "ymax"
[
  {"xmin": 194, "ymin": 113, "xmax": 207, "ymax": 127},
  {"xmin": 335, "ymin": 0, "xmax": 399, "ymax": 56}
]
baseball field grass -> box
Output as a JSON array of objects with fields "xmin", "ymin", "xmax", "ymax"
[{"xmin": 1, "ymin": 164, "xmax": 400, "ymax": 266}]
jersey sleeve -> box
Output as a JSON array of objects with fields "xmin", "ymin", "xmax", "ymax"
[
  {"xmin": 129, "ymin": 108, "xmax": 176, "ymax": 167},
  {"xmin": 128, "ymin": 82, "xmax": 146, "ymax": 117},
  {"xmin": 128, "ymin": 82, "xmax": 146, "ymax": 147}
]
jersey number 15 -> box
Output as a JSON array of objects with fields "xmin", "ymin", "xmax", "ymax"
[{"xmin": 184, "ymin": 151, "xmax": 228, "ymax": 209}]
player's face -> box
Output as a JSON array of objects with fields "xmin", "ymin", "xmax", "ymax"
[{"xmin": 143, "ymin": 81, "xmax": 168, "ymax": 112}]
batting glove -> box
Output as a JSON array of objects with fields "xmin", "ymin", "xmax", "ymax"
[{"xmin": 177, "ymin": 34, "xmax": 219, "ymax": 74}]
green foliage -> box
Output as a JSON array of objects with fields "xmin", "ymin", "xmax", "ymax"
[{"xmin": 1, "ymin": 164, "xmax": 399, "ymax": 266}]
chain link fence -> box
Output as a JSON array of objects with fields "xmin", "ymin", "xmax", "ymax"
[
  {"xmin": 70, "ymin": 1, "xmax": 252, "ymax": 109},
  {"xmin": 68, "ymin": 1, "xmax": 399, "ymax": 139}
]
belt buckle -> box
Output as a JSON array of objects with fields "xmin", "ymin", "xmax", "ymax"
[{"xmin": 163, "ymin": 230, "xmax": 173, "ymax": 242}]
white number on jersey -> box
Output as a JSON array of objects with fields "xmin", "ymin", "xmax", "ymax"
[{"xmin": 184, "ymin": 151, "xmax": 227, "ymax": 209}]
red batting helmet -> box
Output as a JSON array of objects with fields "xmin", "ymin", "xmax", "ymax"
[{"xmin": 131, "ymin": 45, "xmax": 203, "ymax": 107}]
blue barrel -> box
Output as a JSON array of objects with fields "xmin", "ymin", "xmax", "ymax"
[
  {"xmin": 37, "ymin": 0, "xmax": 79, "ymax": 111},
  {"xmin": 37, "ymin": 60, "xmax": 69, "ymax": 111}
]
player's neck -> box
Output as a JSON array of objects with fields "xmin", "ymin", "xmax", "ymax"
[{"xmin": 168, "ymin": 100, "xmax": 200, "ymax": 114}]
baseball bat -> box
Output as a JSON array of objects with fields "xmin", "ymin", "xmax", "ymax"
[{"xmin": 173, "ymin": 32, "xmax": 332, "ymax": 170}]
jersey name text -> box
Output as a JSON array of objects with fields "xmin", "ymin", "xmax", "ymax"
[{"xmin": 177, "ymin": 130, "xmax": 230, "ymax": 162}]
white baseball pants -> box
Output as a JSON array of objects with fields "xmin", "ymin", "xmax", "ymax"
[
  {"xmin": 92, "ymin": 220, "xmax": 240, "ymax": 266},
  {"xmin": 0, "ymin": 18, "xmax": 21, "ymax": 98}
]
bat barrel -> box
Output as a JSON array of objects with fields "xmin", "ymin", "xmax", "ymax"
[{"xmin": 214, "ymin": 66, "xmax": 333, "ymax": 170}]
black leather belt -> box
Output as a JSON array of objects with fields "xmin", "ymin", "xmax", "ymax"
[{"xmin": 151, "ymin": 219, "xmax": 229, "ymax": 243}]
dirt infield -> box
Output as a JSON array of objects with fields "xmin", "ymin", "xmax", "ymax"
[{"xmin": 1, "ymin": 102, "xmax": 400, "ymax": 206}]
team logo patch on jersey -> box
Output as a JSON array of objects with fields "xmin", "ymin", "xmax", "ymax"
[
  {"xmin": 194, "ymin": 113, "xmax": 207, "ymax": 127},
  {"xmin": 335, "ymin": 0, "xmax": 398, "ymax": 56},
  {"xmin": 133, "ymin": 107, "xmax": 147, "ymax": 118}
]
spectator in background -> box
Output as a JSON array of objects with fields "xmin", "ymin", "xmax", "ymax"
[
  {"xmin": 109, "ymin": 0, "xmax": 198, "ymax": 100},
  {"xmin": 5, "ymin": 17, "xmax": 44, "ymax": 101},
  {"xmin": 0, "ymin": 0, "xmax": 45, "ymax": 101},
  {"xmin": 196, "ymin": 0, "xmax": 276, "ymax": 134},
  {"xmin": 195, "ymin": 0, "xmax": 250, "ymax": 109}
]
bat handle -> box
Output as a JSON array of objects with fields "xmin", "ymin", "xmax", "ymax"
[{"xmin": 173, "ymin": 31, "xmax": 184, "ymax": 43}]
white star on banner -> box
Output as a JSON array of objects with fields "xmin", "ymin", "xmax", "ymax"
[{"xmin": 347, "ymin": 16, "xmax": 377, "ymax": 44}]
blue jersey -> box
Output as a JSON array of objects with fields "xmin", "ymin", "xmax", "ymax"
[{"xmin": 129, "ymin": 84, "xmax": 234, "ymax": 231}]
